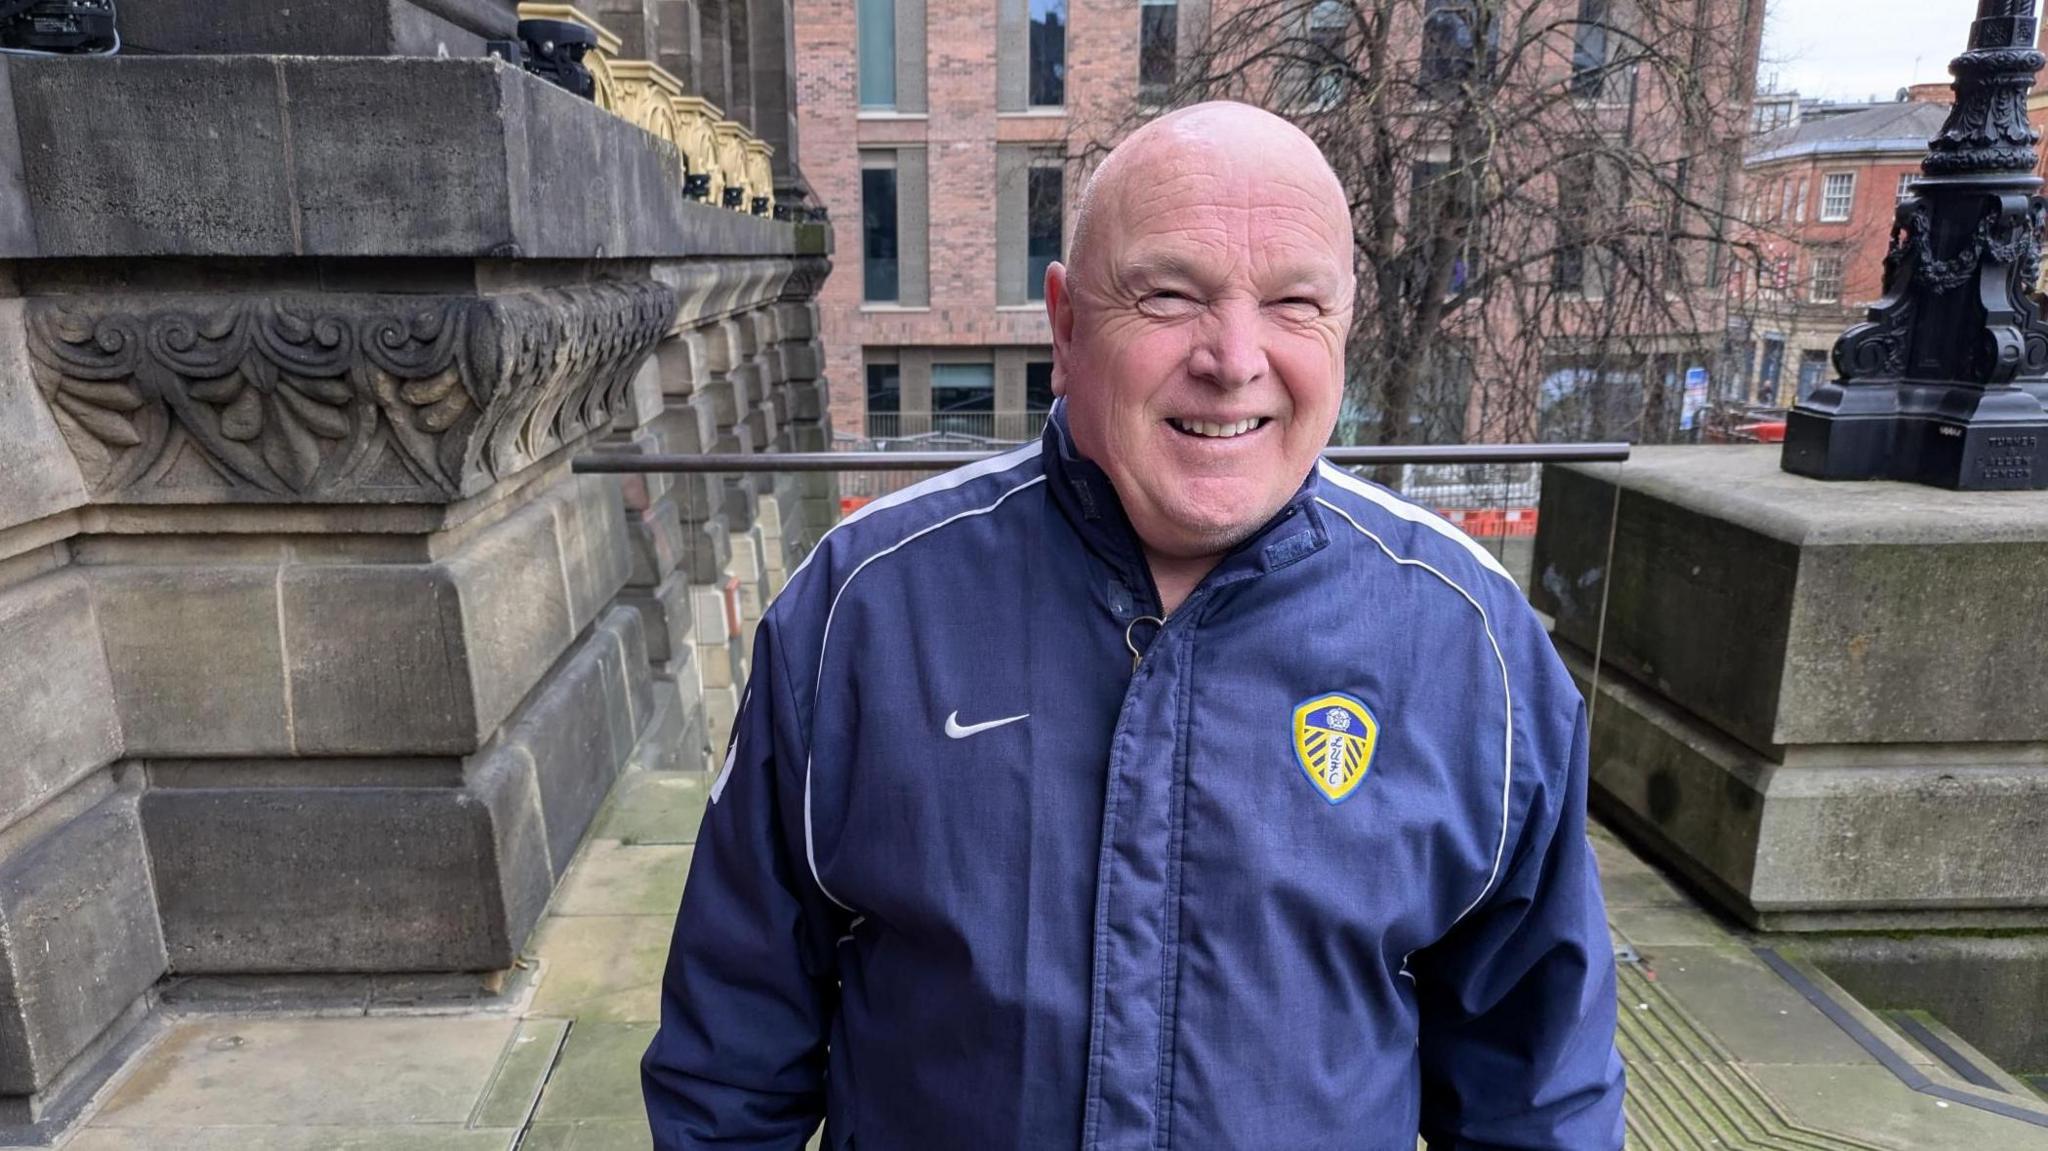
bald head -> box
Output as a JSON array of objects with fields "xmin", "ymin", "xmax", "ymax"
[
  {"xmin": 1067, "ymin": 102, "xmax": 1353, "ymax": 293},
  {"xmin": 1043, "ymin": 100, "xmax": 1356, "ymax": 584}
]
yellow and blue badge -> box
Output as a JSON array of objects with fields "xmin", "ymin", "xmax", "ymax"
[{"xmin": 1292, "ymin": 693, "xmax": 1379, "ymax": 804}]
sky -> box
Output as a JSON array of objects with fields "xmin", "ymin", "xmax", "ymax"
[{"xmin": 1758, "ymin": 0, "xmax": 1986, "ymax": 103}]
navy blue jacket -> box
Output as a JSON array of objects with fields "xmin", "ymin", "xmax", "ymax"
[{"xmin": 643, "ymin": 407, "xmax": 1625, "ymax": 1149}]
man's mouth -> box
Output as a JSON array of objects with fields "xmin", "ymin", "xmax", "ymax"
[{"xmin": 1167, "ymin": 417, "xmax": 1271, "ymax": 440}]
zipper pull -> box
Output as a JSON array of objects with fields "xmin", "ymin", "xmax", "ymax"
[{"xmin": 1125, "ymin": 615, "xmax": 1164, "ymax": 672}]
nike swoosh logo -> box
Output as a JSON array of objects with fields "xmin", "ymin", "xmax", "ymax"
[{"xmin": 944, "ymin": 711, "xmax": 1029, "ymax": 739}]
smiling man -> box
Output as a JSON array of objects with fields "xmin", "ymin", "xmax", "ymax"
[{"xmin": 643, "ymin": 102, "xmax": 1625, "ymax": 1150}]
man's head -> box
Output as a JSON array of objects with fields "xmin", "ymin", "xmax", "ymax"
[{"xmin": 1047, "ymin": 101, "xmax": 1355, "ymax": 563}]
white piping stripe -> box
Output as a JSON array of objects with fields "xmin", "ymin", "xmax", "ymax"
[
  {"xmin": 1317, "ymin": 496, "xmax": 1515, "ymax": 925},
  {"xmin": 1316, "ymin": 461, "xmax": 1514, "ymax": 582},
  {"xmin": 708, "ymin": 684, "xmax": 751, "ymax": 805},
  {"xmin": 802, "ymin": 472, "xmax": 1051, "ymax": 913},
  {"xmin": 787, "ymin": 441, "xmax": 1044, "ymax": 588}
]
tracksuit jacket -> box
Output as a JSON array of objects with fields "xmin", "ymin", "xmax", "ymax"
[{"xmin": 642, "ymin": 403, "xmax": 1626, "ymax": 1150}]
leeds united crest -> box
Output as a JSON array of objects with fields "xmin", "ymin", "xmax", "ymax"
[{"xmin": 1291, "ymin": 693, "xmax": 1379, "ymax": 804}]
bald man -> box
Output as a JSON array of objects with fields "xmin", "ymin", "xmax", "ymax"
[{"xmin": 643, "ymin": 102, "xmax": 1625, "ymax": 1150}]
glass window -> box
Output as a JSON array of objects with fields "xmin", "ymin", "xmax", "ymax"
[
  {"xmin": 1553, "ymin": 164, "xmax": 1591, "ymax": 293},
  {"xmin": 1810, "ymin": 253, "xmax": 1844, "ymax": 303},
  {"xmin": 1896, "ymin": 171, "xmax": 1918, "ymax": 200},
  {"xmin": 1027, "ymin": 165, "xmax": 1063, "ymax": 302},
  {"xmin": 933, "ymin": 363, "xmax": 995, "ymax": 434},
  {"xmin": 865, "ymin": 362, "xmax": 901, "ymax": 413},
  {"xmin": 1300, "ymin": 1, "xmax": 1349, "ymax": 110},
  {"xmin": 862, "ymin": 163, "xmax": 900, "ymax": 302},
  {"xmin": 1569, "ymin": 0, "xmax": 1611, "ymax": 100},
  {"xmin": 858, "ymin": 0, "xmax": 896, "ymax": 108},
  {"xmin": 1029, "ymin": 0, "xmax": 1066, "ymax": 107},
  {"xmin": 1410, "ymin": 159, "xmax": 1481, "ymax": 298},
  {"xmin": 1420, "ymin": 0, "xmax": 1493, "ymax": 101},
  {"xmin": 1139, "ymin": 0, "xmax": 1177, "ymax": 101},
  {"xmin": 865, "ymin": 361, "xmax": 901, "ymax": 437},
  {"xmin": 1821, "ymin": 172, "xmax": 1855, "ymax": 221},
  {"xmin": 1025, "ymin": 361, "xmax": 1055, "ymax": 412}
]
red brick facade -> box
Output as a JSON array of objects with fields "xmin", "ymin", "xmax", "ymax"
[{"xmin": 795, "ymin": 0, "xmax": 1147, "ymax": 442}]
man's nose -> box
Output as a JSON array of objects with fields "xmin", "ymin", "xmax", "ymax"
[{"xmin": 1188, "ymin": 298, "xmax": 1269, "ymax": 390}]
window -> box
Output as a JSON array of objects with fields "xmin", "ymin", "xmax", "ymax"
[
  {"xmin": 1420, "ymin": 0, "xmax": 1493, "ymax": 101},
  {"xmin": 858, "ymin": 0, "xmax": 896, "ymax": 108},
  {"xmin": 1029, "ymin": 0, "xmax": 1066, "ymax": 107},
  {"xmin": 865, "ymin": 361, "xmax": 901, "ymax": 436},
  {"xmin": 1779, "ymin": 177, "xmax": 1794, "ymax": 222},
  {"xmin": 1410, "ymin": 159, "xmax": 1481, "ymax": 298},
  {"xmin": 1757, "ymin": 336, "xmax": 1785, "ymax": 405},
  {"xmin": 1897, "ymin": 172, "xmax": 1919, "ymax": 200},
  {"xmin": 1569, "ymin": 0, "xmax": 1612, "ymax": 100},
  {"xmin": 1757, "ymin": 251, "xmax": 1791, "ymax": 300},
  {"xmin": 1553, "ymin": 164, "xmax": 1592, "ymax": 293},
  {"xmin": 1794, "ymin": 176, "xmax": 1808, "ymax": 223},
  {"xmin": 1820, "ymin": 172, "xmax": 1855, "ymax": 222},
  {"xmin": 1300, "ymin": 1, "xmax": 1350, "ymax": 110},
  {"xmin": 1810, "ymin": 252, "xmax": 1844, "ymax": 303},
  {"xmin": 862, "ymin": 159, "xmax": 900, "ymax": 302},
  {"xmin": 1140, "ymin": 0, "xmax": 1177, "ymax": 102},
  {"xmin": 932, "ymin": 363, "xmax": 995, "ymax": 433},
  {"xmin": 1796, "ymin": 349, "xmax": 1829, "ymax": 402},
  {"xmin": 1025, "ymin": 361, "xmax": 1056, "ymax": 412},
  {"xmin": 1027, "ymin": 164, "xmax": 1063, "ymax": 302}
]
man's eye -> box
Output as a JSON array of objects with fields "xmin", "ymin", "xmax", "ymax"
[{"xmin": 1271, "ymin": 297, "xmax": 1322, "ymax": 315}]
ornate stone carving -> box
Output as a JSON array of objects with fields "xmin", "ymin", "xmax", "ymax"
[
  {"xmin": 744, "ymin": 140, "xmax": 776, "ymax": 213},
  {"xmin": 29, "ymin": 281, "xmax": 679, "ymax": 504},
  {"xmin": 670, "ymin": 95, "xmax": 723, "ymax": 193},
  {"xmin": 610, "ymin": 60, "xmax": 688, "ymax": 179},
  {"xmin": 713, "ymin": 122, "xmax": 751, "ymax": 210}
]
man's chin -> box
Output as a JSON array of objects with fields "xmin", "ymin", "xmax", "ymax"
[{"xmin": 1140, "ymin": 505, "xmax": 1275, "ymax": 561}]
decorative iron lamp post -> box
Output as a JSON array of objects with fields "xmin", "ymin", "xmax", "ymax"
[{"xmin": 1782, "ymin": 0, "xmax": 2048, "ymax": 490}]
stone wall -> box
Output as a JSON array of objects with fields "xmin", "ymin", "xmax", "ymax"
[{"xmin": 0, "ymin": 10, "xmax": 829, "ymax": 1130}]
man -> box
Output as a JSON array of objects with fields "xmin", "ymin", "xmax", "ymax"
[{"xmin": 643, "ymin": 102, "xmax": 1624, "ymax": 1149}]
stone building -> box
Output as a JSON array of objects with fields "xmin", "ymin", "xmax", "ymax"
[
  {"xmin": 1730, "ymin": 94, "xmax": 1951, "ymax": 407},
  {"xmin": 0, "ymin": 0, "xmax": 832, "ymax": 1132}
]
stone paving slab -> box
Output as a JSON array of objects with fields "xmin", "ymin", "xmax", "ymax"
[
  {"xmin": 532, "ymin": 1022, "xmax": 659, "ymax": 1125},
  {"xmin": 591, "ymin": 772, "xmax": 710, "ymax": 846},
  {"xmin": 87, "ymin": 1016, "xmax": 524, "ymax": 1128},
  {"xmin": 526, "ymin": 914, "xmax": 673, "ymax": 1023},
  {"xmin": 550, "ymin": 842, "xmax": 693, "ymax": 918}
]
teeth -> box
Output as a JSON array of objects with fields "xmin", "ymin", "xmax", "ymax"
[{"xmin": 1175, "ymin": 418, "xmax": 1264, "ymax": 439}]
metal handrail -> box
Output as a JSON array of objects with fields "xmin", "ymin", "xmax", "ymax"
[{"xmin": 574, "ymin": 442, "xmax": 1631, "ymax": 474}]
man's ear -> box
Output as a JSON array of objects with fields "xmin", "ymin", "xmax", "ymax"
[{"xmin": 1047, "ymin": 262, "xmax": 1073, "ymax": 397}]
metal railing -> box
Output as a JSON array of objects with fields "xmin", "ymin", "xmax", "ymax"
[{"xmin": 574, "ymin": 442, "xmax": 1632, "ymax": 475}]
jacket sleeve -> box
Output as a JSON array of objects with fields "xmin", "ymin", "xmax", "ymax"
[
  {"xmin": 1413, "ymin": 703, "xmax": 1626, "ymax": 1150},
  {"xmin": 641, "ymin": 618, "xmax": 842, "ymax": 1150}
]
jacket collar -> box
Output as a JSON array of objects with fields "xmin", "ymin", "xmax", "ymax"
[{"xmin": 1040, "ymin": 399, "xmax": 1330, "ymax": 612}]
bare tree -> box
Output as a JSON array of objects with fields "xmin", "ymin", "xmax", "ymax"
[{"xmin": 1096, "ymin": 0, "xmax": 1766, "ymax": 452}]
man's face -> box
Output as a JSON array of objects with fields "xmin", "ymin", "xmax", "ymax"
[{"xmin": 1049, "ymin": 130, "xmax": 1353, "ymax": 562}]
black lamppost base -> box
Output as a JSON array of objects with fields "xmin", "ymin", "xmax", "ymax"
[
  {"xmin": 1785, "ymin": 407, "xmax": 2048, "ymax": 490},
  {"xmin": 1778, "ymin": 1, "xmax": 2048, "ymax": 493}
]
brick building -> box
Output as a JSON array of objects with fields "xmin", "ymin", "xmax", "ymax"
[
  {"xmin": 796, "ymin": 0, "xmax": 1763, "ymax": 447},
  {"xmin": 1731, "ymin": 94, "xmax": 1950, "ymax": 406},
  {"xmin": 794, "ymin": 0, "xmax": 1197, "ymax": 444}
]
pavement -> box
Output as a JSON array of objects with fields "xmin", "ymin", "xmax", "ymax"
[{"xmin": 43, "ymin": 767, "xmax": 2048, "ymax": 1151}]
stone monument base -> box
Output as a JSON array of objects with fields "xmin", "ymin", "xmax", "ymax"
[{"xmin": 1534, "ymin": 447, "xmax": 2048, "ymax": 933}]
